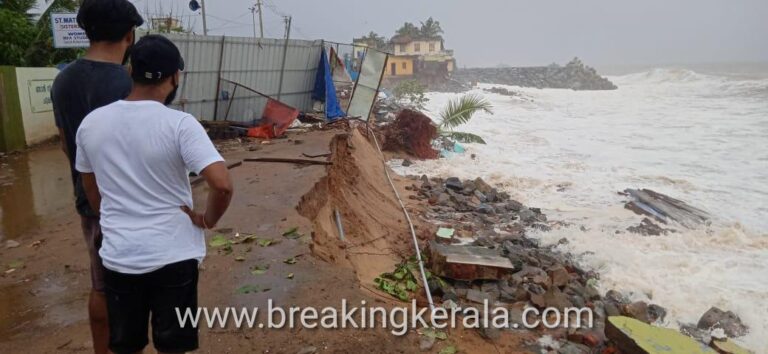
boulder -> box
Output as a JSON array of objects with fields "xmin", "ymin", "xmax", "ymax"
[
  {"xmin": 445, "ymin": 177, "xmax": 463, "ymax": 191},
  {"xmin": 548, "ymin": 265, "xmax": 571, "ymax": 288},
  {"xmin": 474, "ymin": 177, "xmax": 494, "ymax": 195},
  {"xmin": 697, "ymin": 307, "xmax": 749, "ymax": 338}
]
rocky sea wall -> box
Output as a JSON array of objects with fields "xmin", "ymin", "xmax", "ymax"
[{"xmin": 453, "ymin": 58, "xmax": 617, "ymax": 90}]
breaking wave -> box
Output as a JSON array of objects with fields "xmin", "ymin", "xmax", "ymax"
[{"xmin": 393, "ymin": 66, "xmax": 768, "ymax": 351}]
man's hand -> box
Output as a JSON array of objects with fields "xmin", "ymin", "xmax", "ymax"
[{"xmin": 181, "ymin": 205, "xmax": 208, "ymax": 229}]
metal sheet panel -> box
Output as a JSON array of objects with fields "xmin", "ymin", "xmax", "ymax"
[
  {"xmin": 347, "ymin": 49, "xmax": 388, "ymax": 120},
  {"xmin": 145, "ymin": 32, "xmax": 322, "ymax": 123}
]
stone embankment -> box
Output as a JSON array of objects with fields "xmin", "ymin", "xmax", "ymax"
[{"xmin": 454, "ymin": 57, "xmax": 617, "ymax": 90}]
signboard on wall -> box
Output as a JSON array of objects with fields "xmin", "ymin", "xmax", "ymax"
[
  {"xmin": 27, "ymin": 80, "xmax": 54, "ymax": 113},
  {"xmin": 51, "ymin": 13, "xmax": 89, "ymax": 48}
]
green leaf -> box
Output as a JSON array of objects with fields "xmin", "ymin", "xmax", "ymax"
[
  {"xmin": 250, "ymin": 265, "xmax": 269, "ymax": 275},
  {"xmin": 422, "ymin": 328, "xmax": 448, "ymax": 340},
  {"xmin": 7, "ymin": 260, "xmax": 24, "ymax": 269},
  {"xmin": 439, "ymin": 94, "xmax": 493, "ymax": 129},
  {"xmin": 236, "ymin": 284, "xmax": 261, "ymax": 294},
  {"xmin": 284, "ymin": 257, "xmax": 297, "ymax": 265},
  {"xmin": 209, "ymin": 235, "xmax": 230, "ymax": 248},
  {"xmin": 439, "ymin": 345, "xmax": 457, "ymax": 354},
  {"xmin": 443, "ymin": 131, "xmax": 487, "ymax": 144},
  {"xmin": 232, "ymin": 234, "xmax": 258, "ymax": 244},
  {"xmin": 282, "ymin": 227, "xmax": 303, "ymax": 239},
  {"xmin": 258, "ymin": 238, "xmax": 281, "ymax": 247}
]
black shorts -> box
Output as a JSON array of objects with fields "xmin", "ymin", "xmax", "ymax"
[{"xmin": 104, "ymin": 259, "xmax": 199, "ymax": 354}]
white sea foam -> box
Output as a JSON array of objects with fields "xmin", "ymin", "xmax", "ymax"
[{"xmin": 392, "ymin": 68, "xmax": 768, "ymax": 351}]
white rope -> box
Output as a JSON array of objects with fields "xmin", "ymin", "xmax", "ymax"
[{"xmin": 367, "ymin": 126, "xmax": 436, "ymax": 312}]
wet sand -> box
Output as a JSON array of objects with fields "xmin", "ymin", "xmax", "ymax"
[{"xmin": 0, "ymin": 129, "xmax": 528, "ymax": 353}]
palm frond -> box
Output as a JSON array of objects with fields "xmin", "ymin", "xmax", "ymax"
[
  {"xmin": 443, "ymin": 131, "xmax": 487, "ymax": 144},
  {"xmin": 439, "ymin": 94, "xmax": 493, "ymax": 129}
]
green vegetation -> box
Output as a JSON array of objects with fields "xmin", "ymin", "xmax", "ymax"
[
  {"xmin": 357, "ymin": 31, "xmax": 388, "ymax": 50},
  {"xmin": 395, "ymin": 17, "xmax": 444, "ymax": 39},
  {"xmin": 438, "ymin": 94, "xmax": 493, "ymax": 144},
  {"xmin": 0, "ymin": 0, "xmax": 82, "ymax": 66},
  {"xmin": 393, "ymin": 80, "xmax": 429, "ymax": 110}
]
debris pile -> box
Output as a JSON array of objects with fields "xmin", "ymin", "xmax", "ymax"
[
  {"xmin": 399, "ymin": 175, "xmax": 750, "ymax": 353},
  {"xmin": 454, "ymin": 58, "xmax": 617, "ymax": 90},
  {"xmin": 382, "ymin": 109, "xmax": 439, "ymax": 159},
  {"xmin": 623, "ymin": 188, "xmax": 709, "ymax": 229},
  {"xmin": 483, "ymin": 86, "xmax": 521, "ymax": 97}
]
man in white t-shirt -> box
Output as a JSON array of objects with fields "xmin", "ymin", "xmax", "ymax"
[{"xmin": 75, "ymin": 35, "xmax": 233, "ymax": 354}]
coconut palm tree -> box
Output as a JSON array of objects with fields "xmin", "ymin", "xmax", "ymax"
[
  {"xmin": 419, "ymin": 17, "xmax": 443, "ymax": 39},
  {"xmin": 360, "ymin": 31, "xmax": 387, "ymax": 50},
  {"xmin": 395, "ymin": 22, "xmax": 420, "ymax": 37},
  {"xmin": 0, "ymin": 0, "xmax": 36, "ymax": 20},
  {"xmin": 438, "ymin": 94, "xmax": 493, "ymax": 144}
]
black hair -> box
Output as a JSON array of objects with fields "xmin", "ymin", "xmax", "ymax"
[{"xmin": 77, "ymin": 0, "xmax": 144, "ymax": 42}]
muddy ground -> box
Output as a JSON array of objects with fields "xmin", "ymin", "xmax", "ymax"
[{"xmin": 0, "ymin": 128, "xmax": 528, "ymax": 353}]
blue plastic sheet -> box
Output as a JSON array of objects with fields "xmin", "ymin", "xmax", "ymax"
[{"xmin": 312, "ymin": 49, "xmax": 345, "ymax": 120}]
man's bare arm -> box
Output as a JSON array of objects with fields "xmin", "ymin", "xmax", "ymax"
[
  {"xmin": 181, "ymin": 161, "xmax": 233, "ymax": 229},
  {"xmin": 81, "ymin": 172, "xmax": 101, "ymax": 215}
]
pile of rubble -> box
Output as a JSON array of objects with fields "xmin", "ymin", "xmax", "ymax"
[
  {"xmin": 403, "ymin": 175, "xmax": 751, "ymax": 353},
  {"xmin": 454, "ymin": 58, "xmax": 618, "ymax": 91}
]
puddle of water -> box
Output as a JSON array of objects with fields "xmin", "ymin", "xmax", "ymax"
[{"xmin": 0, "ymin": 145, "xmax": 72, "ymax": 241}]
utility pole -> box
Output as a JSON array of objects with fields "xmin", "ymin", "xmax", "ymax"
[
  {"xmin": 200, "ymin": 0, "xmax": 209, "ymax": 35},
  {"xmin": 249, "ymin": 1, "xmax": 264, "ymax": 38},
  {"xmin": 257, "ymin": 0, "xmax": 264, "ymax": 38},
  {"xmin": 277, "ymin": 16, "xmax": 292, "ymax": 100},
  {"xmin": 249, "ymin": 6, "xmax": 257, "ymax": 38},
  {"xmin": 284, "ymin": 15, "xmax": 291, "ymax": 40}
]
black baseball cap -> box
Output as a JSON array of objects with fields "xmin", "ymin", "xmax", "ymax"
[
  {"xmin": 130, "ymin": 35, "xmax": 185, "ymax": 82},
  {"xmin": 77, "ymin": 0, "xmax": 144, "ymax": 42}
]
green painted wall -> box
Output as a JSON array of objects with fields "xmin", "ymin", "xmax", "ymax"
[{"xmin": 0, "ymin": 66, "xmax": 27, "ymax": 152}]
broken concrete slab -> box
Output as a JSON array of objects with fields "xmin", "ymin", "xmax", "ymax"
[
  {"xmin": 606, "ymin": 316, "xmax": 717, "ymax": 354},
  {"xmin": 710, "ymin": 338, "xmax": 753, "ymax": 354},
  {"xmin": 428, "ymin": 241, "xmax": 515, "ymax": 281},
  {"xmin": 624, "ymin": 188, "xmax": 709, "ymax": 228}
]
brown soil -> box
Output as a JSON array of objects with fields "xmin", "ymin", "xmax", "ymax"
[
  {"xmin": 382, "ymin": 110, "xmax": 439, "ymax": 159},
  {"xmin": 0, "ymin": 127, "xmax": 531, "ymax": 353}
]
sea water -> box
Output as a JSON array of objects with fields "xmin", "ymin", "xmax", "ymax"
[{"xmin": 392, "ymin": 68, "xmax": 768, "ymax": 351}]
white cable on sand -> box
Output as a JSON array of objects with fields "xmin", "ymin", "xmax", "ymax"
[{"xmin": 367, "ymin": 126, "xmax": 436, "ymax": 313}]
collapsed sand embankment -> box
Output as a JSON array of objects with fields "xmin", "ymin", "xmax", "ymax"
[{"xmin": 298, "ymin": 129, "xmax": 435, "ymax": 287}]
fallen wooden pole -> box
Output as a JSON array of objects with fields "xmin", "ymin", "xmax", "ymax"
[
  {"xmin": 191, "ymin": 160, "xmax": 243, "ymax": 186},
  {"xmin": 243, "ymin": 157, "xmax": 332, "ymax": 166}
]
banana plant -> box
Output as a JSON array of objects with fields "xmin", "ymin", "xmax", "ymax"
[{"xmin": 437, "ymin": 94, "xmax": 493, "ymax": 144}]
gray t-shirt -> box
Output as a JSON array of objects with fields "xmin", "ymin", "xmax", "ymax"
[{"xmin": 51, "ymin": 59, "xmax": 132, "ymax": 217}]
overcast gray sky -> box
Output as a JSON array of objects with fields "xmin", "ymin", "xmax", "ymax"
[{"xmin": 42, "ymin": 0, "xmax": 768, "ymax": 67}]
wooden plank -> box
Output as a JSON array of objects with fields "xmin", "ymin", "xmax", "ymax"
[
  {"xmin": 243, "ymin": 157, "xmax": 332, "ymax": 166},
  {"xmin": 190, "ymin": 160, "xmax": 243, "ymax": 186}
]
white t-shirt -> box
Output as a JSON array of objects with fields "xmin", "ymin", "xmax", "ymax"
[{"xmin": 75, "ymin": 100, "xmax": 223, "ymax": 274}]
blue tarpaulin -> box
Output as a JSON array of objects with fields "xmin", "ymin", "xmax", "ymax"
[{"xmin": 312, "ymin": 50, "xmax": 345, "ymax": 121}]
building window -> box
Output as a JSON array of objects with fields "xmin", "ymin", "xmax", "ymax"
[
  {"xmin": 414, "ymin": 43, "xmax": 421, "ymax": 52},
  {"xmin": 429, "ymin": 42, "xmax": 435, "ymax": 52},
  {"xmin": 399, "ymin": 44, "xmax": 406, "ymax": 53},
  {"xmin": 402, "ymin": 62, "xmax": 407, "ymax": 69}
]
